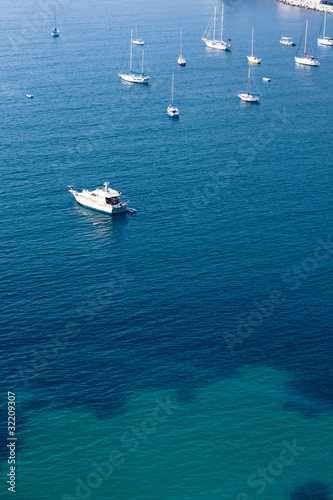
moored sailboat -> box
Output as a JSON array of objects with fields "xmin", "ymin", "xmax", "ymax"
[
  {"xmin": 178, "ymin": 31, "xmax": 186, "ymax": 66},
  {"xmin": 202, "ymin": 3, "xmax": 231, "ymax": 51},
  {"xmin": 248, "ymin": 28, "xmax": 261, "ymax": 64},
  {"xmin": 167, "ymin": 73, "xmax": 179, "ymax": 118},
  {"xmin": 295, "ymin": 21, "xmax": 320, "ymax": 66},
  {"xmin": 132, "ymin": 26, "xmax": 145, "ymax": 46},
  {"xmin": 318, "ymin": 12, "xmax": 333, "ymax": 46},
  {"xmin": 119, "ymin": 29, "xmax": 150, "ymax": 83},
  {"xmin": 51, "ymin": 10, "xmax": 59, "ymax": 37},
  {"xmin": 238, "ymin": 68, "xmax": 260, "ymax": 103}
]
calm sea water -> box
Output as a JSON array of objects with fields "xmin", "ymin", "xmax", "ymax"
[{"xmin": 1, "ymin": 0, "xmax": 333, "ymax": 499}]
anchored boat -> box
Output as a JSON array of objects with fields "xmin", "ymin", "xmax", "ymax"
[{"xmin": 69, "ymin": 183, "xmax": 128, "ymax": 214}]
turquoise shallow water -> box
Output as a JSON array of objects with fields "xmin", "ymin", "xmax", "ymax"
[{"xmin": 0, "ymin": 0, "xmax": 333, "ymax": 499}]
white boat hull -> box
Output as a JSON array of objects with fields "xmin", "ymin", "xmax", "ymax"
[
  {"xmin": 318, "ymin": 37, "xmax": 333, "ymax": 46},
  {"xmin": 118, "ymin": 73, "xmax": 150, "ymax": 83},
  {"xmin": 280, "ymin": 41, "xmax": 295, "ymax": 46},
  {"xmin": 71, "ymin": 192, "xmax": 127, "ymax": 214},
  {"xmin": 51, "ymin": 29, "xmax": 59, "ymax": 37},
  {"xmin": 295, "ymin": 56, "xmax": 320, "ymax": 66},
  {"xmin": 202, "ymin": 38, "xmax": 231, "ymax": 51},
  {"xmin": 247, "ymin": 56, "xmax": 261, "ymax": 64},
  {"xmin": 133, "ymin": 40, "xmax": 145, "ymax": 46},
  {"xmin": 178, "ymin": 57, "xmax": 186, "ymax": 66},
  {"xmin": 238, "ymin": 93, "xmax": 260, "ymax": 103},
  {"xmin": 167, "ymin": 105, "xmax": 179, "ymax": 118}
]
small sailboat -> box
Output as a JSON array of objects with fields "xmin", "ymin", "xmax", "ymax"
[
  {"xmin": 318, "ymin": 11, "xmax": 333, "ymax": 46},
  {"xmin": 295, "ymin": 21, "xmax": 320, "ymax": 66},
  {"xmin": 280, "ymin": 36, "xmax": 296, "ymax": 46},
  {"xmin": 132, "ymin": 26, "xmax": 145, "ymax": 46},
  {"xmin": 26, "ymin": 94, "xmax": 34, "ymax": 98},
  {"xmin": 119, "ymin": 29, "xmax": 150, "ymax": 83},
  {"xmin": 51, "ymin": 9, "xmax": 59, "ymax": 37},
  {"xmin": 238, "ymin": 68, "xmax": 260, "ymax": 103},
  {"xmin": 248, "ymin": 28, "xmax": 261, "ymax": 64},
  {"xmin": 178, "ymin": 31, "xmax": 186, "ymax": 66},
  {"xmin": 202, "ymin": 3, "xmax": 231, "ymax": 51},
  {"xmin": 167, "ymin": 73, "xmax": 179, "ymax": 118},
  {"xmin": 262, "ymin": 77, "xmax": 271, "ymax": 82}
]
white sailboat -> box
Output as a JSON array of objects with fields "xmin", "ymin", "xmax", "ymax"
[
  {"xmin": 238, "ymin": 68, "xmax": 260, "ymax": 103},
  {"xmin": 295, "ymin": 21, "xmax": 320, "ymax": 66},
  {"xmin": 51, "ymin": 9, "xmax": 59, "ymax": 37},
  {"xmin": 318, "ymin": 12, "xmax": 333, "ymax": 46},
  {"xmin": 178, "ymin": 31, "xmax": 186, "ymax": 66},
  {"xmin": 119, "ymin": 29, "xmax": 150, "ymax": 83},
  {"xmin": 202, "ymin": 3, "xmax": 231, "ymax": 51},
  {"xmin": 248, "ymin": 28, "xmax": 261, "ymax": 64},
  {"xmin": 167, "ymin": 73, "xmax": 179, "ymax": 118},
  {"xmin": 132, "ymin": 26, "xmax": 145, "ymax": 46}
]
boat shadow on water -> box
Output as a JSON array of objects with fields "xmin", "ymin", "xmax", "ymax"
[{"xmin": 72, "ymin": 203, "xmax": 130, "ymax": 234}]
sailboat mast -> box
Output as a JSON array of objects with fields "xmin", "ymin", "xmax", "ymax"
[
  {"xmin": 179, "ymin": 31, "xmax": 182, "ymax": 57},
  {"xmin": 247, "ymin": 68, "xmax": 250, "ymax": 94},
  {"xmin": 304, "ymin": 20, "xmax": 308, "ymax": 54},
  {"xmin": 171, "ymin": 73, "xmax": 174, "ymax": 105},
  {"xmin": 142, "ymin": 48, "xmax": 144, "ymax": 75},
  {"xmin": 213, "ymin": 7, "xmax": 216, "ymax": 41},
  {"xmin": 324, "ymin": 12, "xmax": 327, "ymax": 37},
  {"xmin": 130, "ymin": 28, "xmax": 133, "ymax": 72},
  {"xmin": 221, "ymin": 3, "xmax": 224, "ymax": 42},
  {"xmin": 251, "ymin": 28, "xmax": 254, "ymax": 57}
]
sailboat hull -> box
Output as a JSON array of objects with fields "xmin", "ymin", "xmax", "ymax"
[
  {"xmin": 247, "ymin": 56, "xmax": 261, "ymax": 64},
  {"xmin": 118, "ymin": 73, "xmax": 150, "ymax": 83},
  {"xmin": 318, "ymin": 37, "xmax": 333, "ymax": 46},
  {"xmin": 295, "ymin": 56, "xmax": 320, "ymax": 66},
  {"xmin": 238, "ymin": 93, "xmax": 260, "ymax": 103},
  {"xmin": 178, "ymin": 57, "xmax": 186, "ymax": 66},
  {"xmin": 203, "ymin": 38, "xmax": 230, "ymax": 50}
]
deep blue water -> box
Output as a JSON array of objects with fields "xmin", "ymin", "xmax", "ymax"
[{"xmin": 1, "ymin": 0, "xmax": 333, "ymax": 499}]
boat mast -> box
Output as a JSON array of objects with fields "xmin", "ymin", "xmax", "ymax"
[
  {"xmin": 171, "ymin": 73, "xmax": 174, "ymax": 105},
  {"xmin": 304, "ymin": 20, "xmax": 308, "ymax": 54},
  {"xmin": 213, "ymin": 7, "xmax": 216, "ymax": 41},
  {"xmin": 142, "ymin": 47, "xmax": 144, "ymax": 75},
  {"xmin": 251, "ymin": 27, "xmax": 254, "ymax": 57},
  {"xmin": 221, "ymin": 3, "xmax": 224, "ymax": 42},
  {"xmin": 323, "ymin": 11, "xmax": 327, "ymax": 37},
  {"xmin": 130, "ymin": 28, "xmax": 133, "ymax": 72},
  {"xmin": 179, "ymin": 31, "xmax": 182, "ymax": 57},
  {"xmin": 247, "ymin": 67, "xmax": 250, "ymax": 94}
]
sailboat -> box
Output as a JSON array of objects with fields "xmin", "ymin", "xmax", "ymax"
[
  {"xmin": 132, "ymin": 26, "xmax": 145, "ymax": 46},
  {"xmin": 118, "ymin": 29, "xmax": 150, "ymax": 83},
  {"xmin": 178, "ymin": 31, "xmax": 186, "ymax": 66},
  {"xmin": 247, "ymin": 28, "xmax": 261, "ymax": 64},
  {"xmin": 167, "ymin": 73, "xmax": 179, "ymax": 118},
  {"xmin": 318, "ymin": 12, "xmax": 333, "ymax": 46},
  {"xmin": 51, "ymin": 9, "xmax": 59, "ymax": 37},
  {"xmin": 238, "ymin": 68, "xmax": 260, "ymax": 103},
  {"xmin": 295, "ymin": 21, "xmax": 320, "ymax": 66},
  {"xmin": 202, "ymin": 3, "xmax": 231, "ymax": 51}
]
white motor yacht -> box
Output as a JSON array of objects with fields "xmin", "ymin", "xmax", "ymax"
[
  {"xmin": 280, "ymin": 36, "xmax": 296, "ymax": 46},
  {"xmin": 69, "ymin": 182, "xmax": 128, "ymax": 214}
]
